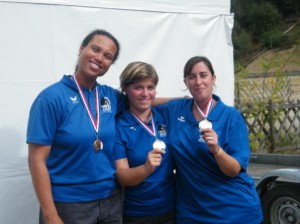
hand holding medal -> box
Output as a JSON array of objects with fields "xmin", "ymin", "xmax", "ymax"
[
  {"xmin": 199, "ymin": 119, "xmax": 212, "ymax": 131},
  {"xmin": 199, "ymin": 119, "xmax": 215, "ymax": 144},
  {"xmin": 153, "ymin": 139, "xmax": 166, "ymax": 150},
  {"xmin": 145, "ymin": 140, "xmax": 166, "ymax": 173},
  {"xmin": 194, "ymin": 98, "xmax": 219, "ymax": 153}
]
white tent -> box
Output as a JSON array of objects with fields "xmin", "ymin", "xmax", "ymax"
[{"xmin": 0, "ymin": 0, "xmax": 233, "ymax": 223}]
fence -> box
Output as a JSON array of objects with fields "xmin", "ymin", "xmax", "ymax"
[{"xmin": 235, "ymin": 72, "xmax": 300, "ymax": 154}]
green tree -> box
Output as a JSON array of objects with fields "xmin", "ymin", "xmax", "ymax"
[
  {"xmin": 232, "ymin": 23, "xmax": 253, "ymax": 59},
  {"xmin": 260, "ymin": 29, "xmax": 283, "ymax": 49},
  {"xmin": 247, "ymin": 2, "xmax": 282, "ymax": 40}
]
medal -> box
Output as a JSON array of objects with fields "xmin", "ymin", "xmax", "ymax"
[
  {"xmin": 93, "ymin": 139, "xmax": 103, "ymax": 151},
  {"xmin": 194, "ymin": 98, "xmax": 213, "ymax": 131},
  {"xmin": 153, "ymin": 139, "xmax": 166, "ymax": 150},
  {"xmin": 130, "ymin": 111, "xmax": 166, "ymax": 151},
  {"xmin": 199, "ymin": 119, "xmax": 212, "ymax": 131},
  {"xmin": 74, "ymin": 75, "xmax": 103, "ymax": 152}
]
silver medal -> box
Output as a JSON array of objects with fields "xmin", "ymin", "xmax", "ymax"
[
  {"xmin": 199, "ymin": 119, "xmax": 212, "ymax": 131},
  {"xmin": 153, "ymin": 139, "xmax": 166, "ymax": 150}
]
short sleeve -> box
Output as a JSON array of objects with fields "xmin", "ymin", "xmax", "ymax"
[{"xmin": 26, "ymin": 96, "xmax": 59, "ymax": 145}]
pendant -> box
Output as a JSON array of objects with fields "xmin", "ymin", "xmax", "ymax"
[
  {"xmin": 93, "ymin": 139, "xmax": 103, "ymax": 151},
  {"xmin": 153, "ymin": 139, "xmax": 166, "ymax": 150},
  {"xmin": 199, "ymin": 119, "xmax": 212, "ymax": 131}
]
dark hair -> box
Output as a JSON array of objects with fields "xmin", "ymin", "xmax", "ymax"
[
  {"xmin": 81, "ymin": 29, "xmax": 120, "ymax": 62},
  {"xmin": 183, "ymin": 56, "xmax": 215, "ymax": 78}
]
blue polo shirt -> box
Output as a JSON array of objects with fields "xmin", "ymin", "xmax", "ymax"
[
  {"xmin": 26, "ymin": 75, "xmax": 126, "ymax": 202},
  {"xmin": 114, "ymin": 108, "xmax": 175, "ymax": 216},
  {"xmin": 157, "ymin": 95, "xmax": 263, "ymax": 224}
]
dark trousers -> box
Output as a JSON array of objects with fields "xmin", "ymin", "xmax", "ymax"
[
  {"xmin": 123, "ymin": 210, "xmax": 176, "ymax": 224},
  {"xmin": 39, "ymin": 188, "xmax": 122, "ymax": 224}
]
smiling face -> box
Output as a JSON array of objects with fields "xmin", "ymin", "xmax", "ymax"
[
  {"xmin": 75, "ymin": 34, "xmax": 117, "ymax": 88},
  {"xmin": 125, "ymin": 78, "xmax": 156, "ymax": 115}
]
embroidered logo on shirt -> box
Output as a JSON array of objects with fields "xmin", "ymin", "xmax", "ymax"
[
  {"xmin": 130, "ymin": 126, "xmax": 136, "ymax": 131},
  {"xmin": 198, "ymin": 133, "xmax": 206, "ymax": 143},
  {"xmin": 158, "ymin": 124, "xmax": 167, "ymax": 137},
  {"xmin": 177, "ymin": 116, "xmax": 185, "ymax": 122},
  {"xmin": 100, "ymin": 97, "xmax": 112, "ymax": 113},
  {"xmin": 70, "ymin": 96, "xmax": 79, "ymax": 103}
]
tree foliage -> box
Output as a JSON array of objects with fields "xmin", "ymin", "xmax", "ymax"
[
  {"xmin": 231, "ymin": 0, "xmax": 300, "ymax": 66},
  {"xmin": 247, "ymin": 2, "xmax": 282, "ymax": 38}
]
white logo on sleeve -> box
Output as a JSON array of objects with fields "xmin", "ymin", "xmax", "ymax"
[{"xmin": 70, "ymin": 96, "xmax": 79, "ymax": 103}]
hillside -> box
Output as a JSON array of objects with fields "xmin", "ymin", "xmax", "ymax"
[
  {"xmin": 246, "ymin": 44, "xmax": 300, "ymax": 73},
  {"xmin": 243, "ymin": 20, "xmax": 300, "ymax": 73}
]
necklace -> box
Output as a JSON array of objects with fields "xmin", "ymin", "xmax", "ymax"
[
  {"xmin": 130, "ymin": 110, "xmax": 166, "ymax": 150},
  {"xmin": 194, "ymin": 98, "xmax": 213, "ymax": 131},
  {"xmin": 73, "ymin": 75, "xmax": 103, "ymax": 151}
]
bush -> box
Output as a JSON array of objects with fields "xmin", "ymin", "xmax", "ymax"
[
  {"xmin": 232, "ymin": 24, "xmax": 253, "ymax": 58},
  {"xmin": 247, "ymin": 2, "xmax": 282, "ymax": 38},
  {"xmin": 260, "ymin": 29, "xmax": 283, "ymax": 49}
]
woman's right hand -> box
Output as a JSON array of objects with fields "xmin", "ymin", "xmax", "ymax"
[
  {"xmin": 145, "ymin": 148, "xmax": 166, "ymax": 172},
  {"xmin": 44, "ymin": 214, "xmax": 64, "ymax": 224}
]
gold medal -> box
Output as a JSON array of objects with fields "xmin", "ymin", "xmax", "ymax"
[
  {"xmin": 93, "ymin": 139, "xmax": 103, "ymax": 151},
  {"xmin": 153, "ymin": 139, "xmax": 166, "ymax": 150},
  {"xmin": 74, "ymin": 76, "xmax": 102, "ymax": 152}
]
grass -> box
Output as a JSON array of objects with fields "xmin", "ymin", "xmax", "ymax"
[{"xmin": 243, "ymin": 22, "xmax": 300, "ymax": 73}]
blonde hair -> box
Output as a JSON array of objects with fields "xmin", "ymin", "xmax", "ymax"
[{"xmin": 119, "ymin": 61, "xmax": 159, "ymax": 92}]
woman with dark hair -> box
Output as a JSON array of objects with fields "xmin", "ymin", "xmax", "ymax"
[
  {"xmin": 27, "ymin": 29, "xmax": 125, "ymax": 224},
  {"xmin": 158, "ymin": 56, "xmax": 263, "ymax": 223}
]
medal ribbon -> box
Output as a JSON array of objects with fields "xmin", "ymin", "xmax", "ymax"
[
  {"xmin": 194, "ymin": 97, "xmax": 213, "ymax": 119},
  {"xmin": 73, "ymin": 75, "xmax": 99, "ymax": 133},
  {"xmin": 130, "ymin": 111, "xmax": 156, "ymax": 137}
]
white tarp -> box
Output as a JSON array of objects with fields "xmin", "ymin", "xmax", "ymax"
[{"xmin": 0, "ymin": 1, "xmax": 233, "ymax": 223}]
